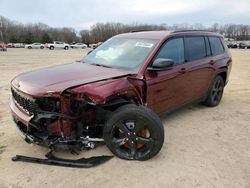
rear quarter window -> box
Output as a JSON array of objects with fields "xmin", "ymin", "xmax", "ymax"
[
  {"xmin": 209, "ymin": 37, "xmax": 225, "ymax": 56},
  {"xmin": 184, "ymin": 37, "xmax": 206, "ymax": 61}
]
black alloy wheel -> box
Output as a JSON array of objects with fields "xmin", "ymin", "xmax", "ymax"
[
  {"xmin": 104, "ymin": 104, "xmax": 164, "ymax": 160},
  {"xmin": 204, "ymin": 75, "xmax": 225, "ymax": 107}
]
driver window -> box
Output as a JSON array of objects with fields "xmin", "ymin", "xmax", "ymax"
[{"xmin": 154, "ymin": 38, "xmax": 184, "ymax": 65}]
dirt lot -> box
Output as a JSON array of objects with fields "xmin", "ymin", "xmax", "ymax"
[{"xmin": 0, "ymin": 48, "xmax": 249, "ymax": 188}]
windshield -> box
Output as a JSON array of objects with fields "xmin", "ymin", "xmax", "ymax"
[{"xmin": 84, "ymin": 37, "xmax": 158, "ymax": 71}]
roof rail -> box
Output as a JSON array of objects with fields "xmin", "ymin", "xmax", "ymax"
[
  {"xmin": 130, "ymin": 30, "xmax": 153, "ymax": 33},
  {"xmin": 172, "ymin": 29, "xmax": 213, "ymax": 33}
]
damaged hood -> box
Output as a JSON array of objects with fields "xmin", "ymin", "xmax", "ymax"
[{"xmin": 11, "ymin": 62, "xmax": 130, "ymax": 96}]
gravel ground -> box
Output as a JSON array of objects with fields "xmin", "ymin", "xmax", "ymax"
[{"xmin": 0, "ymin": 48, "xmax": 249, "ymax": 188}]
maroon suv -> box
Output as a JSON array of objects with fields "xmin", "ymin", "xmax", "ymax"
[{"xmin": 10, "ymin": 30, "xmax": 232, "ymax": 160}]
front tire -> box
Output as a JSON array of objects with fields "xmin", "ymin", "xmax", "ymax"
[
  {"xmin": 49, "ymin": 46, "xmax": 54, "ymax": 50},
  {"xmin": 64, "ymin": 46, "xmax": 69, "ymax": 50},
  {"xmin": 103, "ymin": 104, "xmax": 164, "ymax": 160},
  {"xmin": 204, "ymin": 75, "xmax": 225, "ymax": 107}
]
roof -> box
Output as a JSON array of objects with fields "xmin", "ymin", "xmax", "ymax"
[
  {"xmin": 115, "ymin": 30, "xmax": 222, "ymax": 40},
  {"xmin": 116, "ymin": 31, "xmax": 172, "ymax": 40}
]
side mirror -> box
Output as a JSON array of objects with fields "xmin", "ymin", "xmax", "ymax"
[{"xmin": 147, "ymin": 58, "xmax": 174, "ymax": 71}]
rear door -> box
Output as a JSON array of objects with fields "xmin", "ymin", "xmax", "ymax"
[
  {"xmin": 209, "ymin": 36, "xmax": 231, "ymax": 82},
  {"xmin": 181, "ymin": 36, "xmax": 215, "ymax": 99}
]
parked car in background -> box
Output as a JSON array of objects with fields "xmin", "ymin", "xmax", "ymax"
[
  {"xmin": 89, "ymin": 43, "xmax": 97, "ymax": 49},
  {"xmin": 70, "ymin": 43, "xmax": 87, "ymax": 49},
  {"xmin": 7, "ymin": 43, "xmax": 14, "ymax": 48},
  {"xmin": 25, "ymin": 42, "xmax": 44, "ymax": 49},
  {"xmin": 46, "ymin": 41, "xmax": 70, "ymax": 50},
  {"xmin": 239, "ymin": 41, "xmax": 250, "ymax": 49},
  {"xmin": 0, "ymin": 41, "xmax": 7, "ymax": 51},
  {"xmin": 13, "ymin": 43, "xmax": 25, "ymax": 48},
  {"xmin": 226, "ymin": 41, "xmax": 238, "ymax": 48}
]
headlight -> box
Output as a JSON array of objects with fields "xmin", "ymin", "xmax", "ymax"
[{"xmin": 36, "ymin": 98, "xmax": 60, "ymax": 112}]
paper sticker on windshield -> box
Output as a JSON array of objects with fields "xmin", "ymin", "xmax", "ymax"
[{"xmin": 135, "ymin": 42, "xmax": 154, "ymax": 48}]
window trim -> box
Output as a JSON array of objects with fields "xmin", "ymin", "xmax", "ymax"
[{"xmin": 205, "ymin": 36, "xmax": 212, "ymax": 57}]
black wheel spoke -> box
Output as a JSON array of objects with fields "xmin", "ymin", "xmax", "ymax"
[
  {"xmin": 212, "ymin": 91, "xmax": 217, "ymax": 99},
  {"xmin": 218, "ymin": 87, "xmax": 223, "ymax": 92},
  {"xmin": 212, "ymin": 89, "xmax": 216, "ymax": 95},
  {"xmin": 116, "ymin": 122, "xmax": 130, "ymax": 133},
  {"xmin": 112, "ymin": 137, "xmax": 126, "ymax": 148},
  {"xmin": 214, "ymin": 93, "xmax": 218, "ymax": 102},
  {"xmin": 215, "ymin": 79, "xmax": 221, "ymax": 89},
  {"xmin": 137, "ymin": 136, "xmax": 153, "ymax": 146},
  {"xmin": 129, "ymin": 142, "xmax": 137, "ymax": 158}
]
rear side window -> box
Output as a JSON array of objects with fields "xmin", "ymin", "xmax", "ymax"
[
  {"xmin": 209, "ymin": 37, "xmax": 225, "ymax": 55},
  {"xmin": 184, "ymin": 37, "xmax": 206, "ymax": 61},
  {"xmin": 155, "ymin": 38, "xmax": 184, "ymax": 65}
]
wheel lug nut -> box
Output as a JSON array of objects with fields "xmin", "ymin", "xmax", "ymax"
[{"xmin": 133, "ymin": 132, "xmax": 136, "ymax": 135}]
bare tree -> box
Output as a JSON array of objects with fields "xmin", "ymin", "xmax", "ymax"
[{"xmin": 1, "ymin": 15, "xmax": 250, "ymax": 43}]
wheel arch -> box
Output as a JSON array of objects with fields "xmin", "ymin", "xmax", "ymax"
[
  {"xmin": 101, "ymin": 93, "xmax": 143, "ymax": 111},
  {"xmin": 217, "ymin": 71, "xmax": 227, "ymax": 84}
]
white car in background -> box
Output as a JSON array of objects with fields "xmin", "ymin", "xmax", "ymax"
[
  {"xmin": 46, "ymin": 41, "xmax": 70, "ymax": 50},
  {"xmin": 13, "ymin": 43, "xmax": 25, "ymax": 48},
  {"xmin": 70, "ymin": 43, "xmax": 87, "ymax": 49},
  {"xmin": 89, "ymin": 43, "xmax": 97, "ymax": 49},
  {"xmin": 25, "ymin": 42, "xmax": 45, "ymax": 49}
]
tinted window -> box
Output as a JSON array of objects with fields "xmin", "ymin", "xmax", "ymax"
[
  {"xmin": 209, "ymin": 37, "xmax": 224, "ymax": 55},
  {"xmin": 185, "ymin": 37, "xmax": 206, "ymax": 61},
  {"xmin": 155, "ymin": 38, "xmax": 184, "ymax": 65}
]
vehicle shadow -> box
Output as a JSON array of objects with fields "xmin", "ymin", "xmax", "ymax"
[{"xmin": 159, "ymin": 103, "xmax": 208, "ymax": 123}]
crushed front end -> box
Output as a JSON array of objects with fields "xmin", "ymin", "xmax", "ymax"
[{"xmin": 10, "ymin": 86, "xmax": 106, "ymax": 150}]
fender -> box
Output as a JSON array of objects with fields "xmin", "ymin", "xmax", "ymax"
[{"xmin": 69, "ymin": 77, "xmax": 145, "ymax": 105}]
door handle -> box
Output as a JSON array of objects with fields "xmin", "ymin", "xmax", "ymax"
[
  {"xmin": 179, "ymin": 68, "xmax": 186, "ymax": 74},
  {"xmin": 209, "ymin": 60, "xmax": 215, "ymax": 65}
]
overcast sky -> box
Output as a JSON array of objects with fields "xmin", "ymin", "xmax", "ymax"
[{"xmin": 0, "ymin": 0, "xmax": 249, "ymax": 30}]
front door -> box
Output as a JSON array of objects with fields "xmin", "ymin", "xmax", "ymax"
[{"xmin": 145, "ymin": 37, "xmax": 190, "ymax": 114}]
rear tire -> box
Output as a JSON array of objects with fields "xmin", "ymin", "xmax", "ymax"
[
  {"xmin": 64, "ymin": 46, "xmax": 69, "ymax": 50},
  {"xmin": 103, "ymin": 104, "xmax": 164, "ymax": 160},
  {"xmin": 40, "ymin": 46, "xmax": 44, "ymax": 49},
  {"xmin": 204, "ymin": 75, "xmax": 225, "ymax": 107},
  {"xmin": 49, "ymin": 46, "xmax": 54, "ymax": 50},
  {"xmin": 28, "ymin": 46, "xmax": 32, "ymax": 49}
]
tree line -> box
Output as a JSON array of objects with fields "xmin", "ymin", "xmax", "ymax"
[
  {"xmin": 0, "ymin": 16, "xmax": 78, "ymax": 43},
  {"xmin": 1, "ymin": 15, "xmax": 250, "ymax": 44}
]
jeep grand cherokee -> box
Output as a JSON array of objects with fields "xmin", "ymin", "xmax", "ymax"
[{"xmin": 10, "ymin": 30, "xmax": 232, "ymax": 160}]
